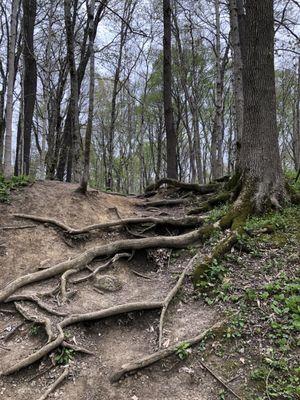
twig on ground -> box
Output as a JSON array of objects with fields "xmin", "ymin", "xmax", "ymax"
[{"xmin": 200, "ymin": 360, "xmax": 244, "ymax": 400}]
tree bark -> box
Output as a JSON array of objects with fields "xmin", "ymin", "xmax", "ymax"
[
  {"xmin": 237, "ymin": 0, "xmax": 286, "ymax": 212},
  {"xmin": 22, "ymin": 0, "xmax": 37, "ymax": 175},
  {"xmin": 293, "ymin": 56, "xmax": 300, "ymax": 171},
  {"xmin": 3, "ymin": 0, "xmax": 19, "ymax": 178},
  {"xmin": 78, "ymin": 0, "xmax": 95, "ymax": 193},
  {"xmin": 229, "ymin": 0, "xmax": 244, "ymax": 170},
  {"xmin": 163, "ymin": 0, "xmax": 177, "ymax": 179}
]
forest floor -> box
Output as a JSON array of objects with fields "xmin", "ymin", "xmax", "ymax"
[{"xmin": 0, "ymin": 180, "xmax": 299, "ymax": 400}]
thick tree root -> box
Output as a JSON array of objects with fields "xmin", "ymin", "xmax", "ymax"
[
  {"xmin": 110, "ymin": 319, "xmax": 226, "ymax": 383},
  {"xmin": 0, "ymin": 225, "xmax": 215, "ymax": 302},
  {"xmin": 145, "ymin": 178, "xmax": 220, "ymax": 194},
  {"xmin": 140, "ymin": 198, "xmax": 189, "ymax": 208},
  {"xmin": 187, "ymin": 192, "xmax": 231, "ymax": 215},
  {"xmin": 1, "ymin": 301, "xmax": 163, "ymax": 376},
  {"xmin": 14, "ymin": 213, "xmax": 204, "ymax": 235},
  {"xmin": 37, "ymin": 366, "xmax": 69, "ymax": 400}
]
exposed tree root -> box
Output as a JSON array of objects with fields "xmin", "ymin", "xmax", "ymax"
[
  {"xmin": 0, "ymin": 225, "xmax": 36, "ymax": 231},
  {"xmin": 145, "ymin": 178, "xmax": 220, "ymax": 194},
  {"xmin": 140, "ymin": 198, "xmax": 189, "ymax": 207},
  {"xmin": 62, "ymin": 341, "xmax": 94, "ymax": 355},
  {"xmin": 0, "ymin": 225, "xmax": 215, "ymax": 302},
  {"xmin": 158, "ymin": 254, "xmax": 198, "ymax": 348},
  {"xmin": 61, "ymin": 269, "xmax": 79, "ymax": 303},
  {"xmin": 14, "ymin": 213, "xmax": 204, "ymax": 235},
  {"xmin": 38, "ymin": 366, "xmax": 69, "ymax": 400},
  {"xmin": 6, "ymin": 294, "xmax": 67, "ymax": 317},
  {"xmin": 14, "ymin": 302, "xmax": 54, "ymax": 342},
  {"xmin": 72, "ymin": 253, "xmax": 131, "ymax": 284},
  {"xmin": 110, "ymin": 319, "xmax": 226, "ymax": 383},
  {"xmin": 1, "ymin": 302, "xmax": 163, "ymax": 376},
  {"xmin": 187, "ymin": 192, "xmax": 231, "ymax": 215},
  {"xmin": 192, "ymin": 231, "xmax": 238, "ymax": 285}
]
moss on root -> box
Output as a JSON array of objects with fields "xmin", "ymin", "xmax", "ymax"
[
  {"xmin": 188, "ymin": 192, "xmax": 231, "ymax": 215},
  {"xmin": 192, "ymin": 232, "xmax": 238, "ymax": 286}
]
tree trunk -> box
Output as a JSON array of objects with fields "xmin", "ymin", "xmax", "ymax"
[
  {"xmin": 211, "ymin": 0, "xmax": 228, "ymax": 180},
  {"xmin": 293, "ymin": 56, "xmax": 300, "ymax": 171},
  {"xmin": 78, "ymin": 0, "xmax": 95, "ymax": 193},
  {"xmin": 235, "ymin": 0, "xmax": 286, "ymax": 213},
  {"xmin": 3, "ymin": 0, "xmax": 19, "ymax": 178},
  {"xmin": 229, "ymin": 0, "xmax": 244, "ymax": 169},
  {"xmin": 22, "ymin": 0, "xmax": 37, "ymax": 175},
  {"xmin": 163, "ymin": 0, "xmax": 177, "ymax": 180}
]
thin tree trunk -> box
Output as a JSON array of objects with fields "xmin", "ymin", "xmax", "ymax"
[
  {"xmin": 64, "ymin": 0, "xmax": 81, "ymax": 183},
  {"xmin": 293, "ymin": 56, "xmax": 300, "ymax": 171},
  {"xmin": 78, "ymin": 0, "xmax": 95, "ymax": 193},
  {"xmin": 22, "ymin": 0, "xmax": 37, "ymax": 175},
  {"xmin": 229, "ymin": 0, "xmax": 244, "ymax": 169},
  {"xmin": 163, "ymin": 0, "xmax": 177, "ymax": 179},
  {"xmin": 4, "ymin": 0, "xmax": 19, "ymax": 178}
]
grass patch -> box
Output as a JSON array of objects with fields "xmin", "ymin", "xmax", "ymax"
[{"xmin": 0, "ymin": 175, "xmax": 32, "ymax": 203}]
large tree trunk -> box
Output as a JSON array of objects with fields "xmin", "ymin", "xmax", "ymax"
[
  {"xmin": 163, "ymin": 0, "xmax": 177, "ymax": 180},
  {"xmin": 3, "ymin": 0, "xmax": 19, "ymax": 178},
  {"xmin": 235, "ymin": 0, "xmax": 286, "ymax": 214},
  {"xmin": 22, "ymin": 0, "xmax": 37, "ymax": 175}
]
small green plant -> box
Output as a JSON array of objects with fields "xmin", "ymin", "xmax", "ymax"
[
  {"xmin": 29, "ymin": 324, "xmax": 40, "ymax": 336},
  {"xmin": 0, "ymin": 174, "xmax": 32, "ymax": 203},
  {"xmin": 54, "ymin": 347, "xmax": 75, "ymax": 365},
  {"xmin": 225, "ymin": 314, "xmax": 245, "ymax": 339},
  {"xmin": 175, "ymin": 341, "xmax": 190, "ymax": 360}
]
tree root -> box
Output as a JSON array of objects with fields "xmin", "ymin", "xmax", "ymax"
[
  {"xmin": 187, "ymin": 192, "xmax": 231, "ymax": 215},
  {"xmin": 158, "ymin": 254, "xmax": 198, "ymax": 348},
  {"xmin": 14, "ymin": 213, "xmax": 204, "ymax": 235},
  {"xmin": 1, "ymin": 301, "xmax": 163, "ymax": 376},
  {"xmin": 140, "ymin": 198, "xmax": 189, "ymax": 208},
  {"xmin": 61, "ymin": 269, "xmax": 79, "ymax": 303},
  {"xmin": 72, "ymin": 253, "xmax": 131, "ymax": 285},
  {"xmin": 110, "ymin": 319, "xmax": 226, "ymax": 383},
  {"xmin": 14, "ymin": 302, "xmax": 54, "ymax": 342},
  {"xmin": 37, "ymin": 366, "xmax": 69, "ymax": 400},
  {"xmin": 6, "ymin": 294, "xmax": 67, "ymax": 317},
  {"xmin": 145, "ymin": 178, "xmax": 220, "ymax": 194},
  {"xmin": 192, "ymin": 231, "xmax": 238, "ymax": 285},
  {"xmin": 0, "ymin": 225, "xmax": 215, "ymax": 302}
]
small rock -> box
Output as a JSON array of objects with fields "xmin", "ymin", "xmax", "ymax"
[{"xmin": 93, "ymin": 275, "xmax": 123, "ymax": 292}]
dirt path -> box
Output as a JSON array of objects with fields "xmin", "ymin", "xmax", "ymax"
[{"xmin": 0, "ymin": 181, "xmax": 224, "ymax": 400}]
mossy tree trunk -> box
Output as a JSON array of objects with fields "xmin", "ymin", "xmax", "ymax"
[{"xmin": 229, "ymin": 0, "xmax": 287, "ymax": 223}]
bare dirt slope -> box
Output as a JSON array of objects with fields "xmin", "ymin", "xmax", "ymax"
[{"xmin": 0, "ymin": 181, "xmax": 224, "ymax": 400}]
